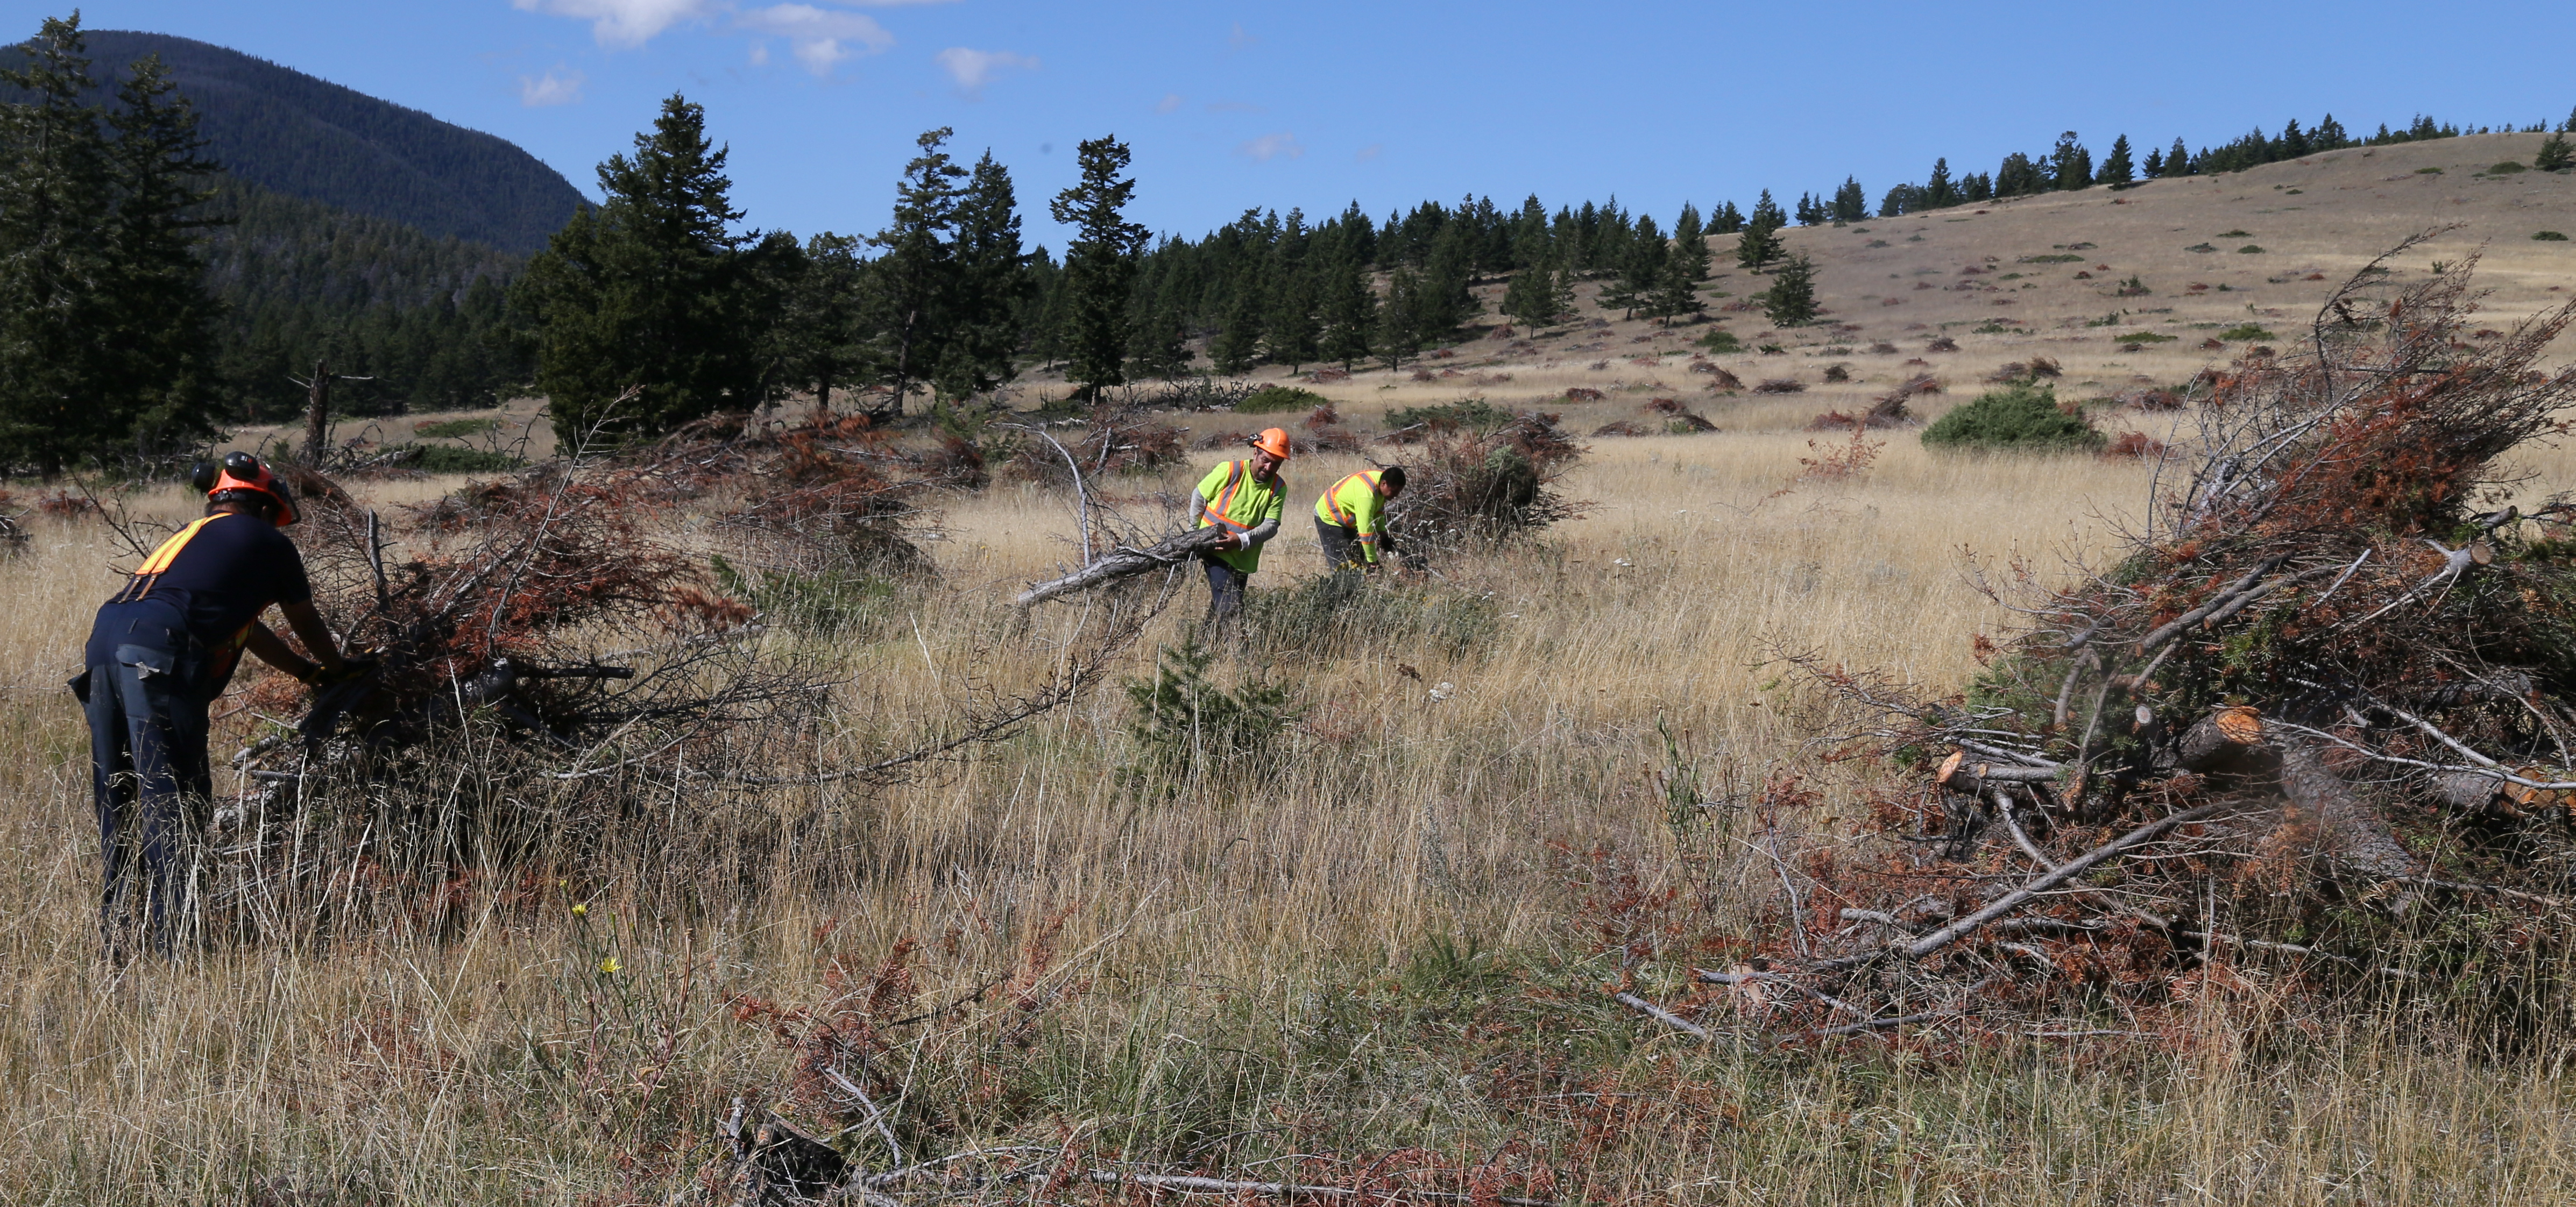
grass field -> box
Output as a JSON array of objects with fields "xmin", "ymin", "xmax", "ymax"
[
  {"xmin": 8, "ymin": 419, "xmax": 2576, "ymax": 1204},
  {"xmin": 9, "ymin": 135, "xmax": 2576, "ymax": 1203}
]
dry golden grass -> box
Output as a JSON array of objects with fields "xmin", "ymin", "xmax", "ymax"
[{"xmin": 8, "ymin": 417, "xmax": 2576, "ymax": 1203}]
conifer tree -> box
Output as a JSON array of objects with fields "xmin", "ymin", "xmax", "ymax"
[
  {"xmin": 2050, "ymin": 132, "xmax": 2093, "ymax": 190},
  {"xmin": 868, "ymin": 128, "xmax": 965, "ymax": 413},
  {"xmin": 1923, "ymin": 158, "xmax": 1958, "ymax": 209},
  {"xmin": 1830, "ymin": 178, "xmax": 1869, "ymax": 223},
  {"xmin": 98, "ymin": 48, "xmax": 223, "ymax": 454},
  {"xmin": 1126, "ymin": 296, "xmax": 1191, "ymax": 381},
  {"xmin": 1317, "ymin": 250, "xmax": 1375, "ymax": 370},
  {"xmin": 1735, "ymin": 190, "xmax": 1786, "ymax": 272},
  {"xmin": 1794, "ymin": 191, "xmax": 1824, "ymax": 225},
  {"xmin": 779, "ymin": 232, "xmax": 871, "ymax": 414},
  {"xmin": 1962, "ymin": 172, "xmax": 1994, "ymax": 201},
  {"xmin": 515, "ymin": 94, "xmax": 767, "ymax": 439},
  {"xmin": 1760, "ymin": 253, "xmax": 1817, "ymax": 326},
  {"xmin": 1547, "ymin": 254, "xmax": 1579, "ymax": 326},
  {"xmin": 1608, "ymin": 212, "xmax": 1665, "ymax": 319},
  {"xmin": 2143, "ymin": 145, "xmax": 2165, "ymax": 179},
  {"xmin": 1499, "ymin": 263, "xmax": 1555, "ymax": 332},
  {"xmin": 1375, "ymin": 268, "xmax": 1423, "ymax": 370},
  {"xmin": 2168, "ymin": 137, "xmax": 2191, "ymax": 175},
  {"xmin": 2097, "ymin": 134, "xmax": 2135, "ymax": 187},
  {"xmin": 1210, "ymin": 262, "xmax": 1265, "ymax": 375},
  {"xmin": 1711, "ymin": 200, "xmax": 1745, "ymax": 235},
  {"xmin": 1420, "ymin": 221, "xmax": 1480, "ymax": 333},
  {"xmin": 1263, "ymin": 257, "xmax": 1320, "ymax": 372},
  {"xmin": 1647, "ymin": 205, "xmax": 1709, "ymax": 324},
  {"xmin": 1049, "ymin": 136, "xmax": 1148, "ymax": 401},
  {"xmin": 931, "ymin": 151, "xmax": 1030, "ymax": 400},
  {"xmin": 2537, "ymin": 132, "xmax": 2575, "ymax": 173}
]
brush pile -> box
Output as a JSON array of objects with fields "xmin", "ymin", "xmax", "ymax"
[
  {"xmin": 1622, "ymin": 239, "xmax": 2576, "ymax": 1044},
  {"xmin": 1384, "ymin": 411, "xmax": 1584, "ymax": 555}
]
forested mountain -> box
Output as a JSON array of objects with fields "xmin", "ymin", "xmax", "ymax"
[
  {"xmin": 74, "ymin": 30, "xmax": 583, "ymax": 252},
  {"xmin": 203, "ymin": 180, "xmax": 527, "ymax": 421}
]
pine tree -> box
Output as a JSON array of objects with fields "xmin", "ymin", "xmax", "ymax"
[
  {"xmin": 1049, "ymin": 136, "xmax": 1147, "ymax": 401},
  {"xmin": 1209, "ymin": 258, "xmax": 1265, "ymax": 375},
  {"xmin": 1760, "ymin": 253, "xmax": 1817, "ymax": 326},
  {"xmin": 1962, "ymin": 172, "xmax": 1994, "ymax": 202},
  {"xmin": 777, "ymin": 232, "xmax": 869, "ymax": 414},
  {"xmin": 1830, "ymin": 178, "xmax": 1869, "ymax": 223},
  {"xmin": 1609, "ymin": 213, "xmax": 1665, "ymax": 320},
  {"xmin": 1794, "ymin": 191, "xmax": 1825, "ymax": 225},
  {"xmin": 930, "ymin": 150, "xmax": 1030, "ymax": 400},
  {"xmin": 2143, "ymin": 146, "xmax": 2165, "ymax": 179},
  {"xmin": 1547, "ymin": 255, "xmax": 1579, "ymax": 326},
  {"xmin": 865, "ymin": 128, "xmax": 965, "ymax": 415},
  {"xmin": 2537, "ymin": 132, "xmax": 2575, "ymax": 172},
  {"xmin": 2050, "ymin": 132, "xmax": 2093, "ymax": 190},
  {"xmin": 516, "ymin": 94, "xmax": 769, "ymax": 440},
  {"xmin": 1262, "ymin": 255, "xmax": 1320, "ymax": 372},
  {"xmin": 2315, "ymin": 113, "xmax": 2348, "ymax": 147},
  {"xmin": 1376, "ymin": 267, "xmax": 1423, "ymax": 370},
  {"xmin": 1499, "ymin": 264, "xmax": 1555, "ymax": 332},
  {"xmin": 0, "ymin": 15, "xmax": 119, "ymax": 470},
  {"xmin": 1419, "ymin": 221, "xmax": 1480, "ymax": 335},
  {"xmin": 2563, "ymin": 106, "xmax": 2576, "ymax": 134},
  {"xmin": 98, "ymin": 48, "xmax": 224, "ymax": 455},
  {"xmin": 1317, "ymin": 250, "xmax": 1375, "ymax": 370},
  {"xmin": 1735, "ymin": 190, "xmax": 1786, "ymax": 273},
  {"xmin": 2097, "ymin": 134, "xmax": 2135, "ymax": 187},
  {"xmin": 1126, "ymin": 296, "xmax": 1191, "ymax": 381},
  {"xmin": 1923, "ymin": 158, "xmax": 1958, "ymax": 209},
  {"xmin": 2168, "ymin": 138, "xmax": 2191, "ymax": 175},
  {"xmin": 1711, "ymin": 200, "xmax": 1745, "ymax": 235},
  {"xmin": 1646, "ymin": 204, "xmax": 1709, "ymax": 325}
]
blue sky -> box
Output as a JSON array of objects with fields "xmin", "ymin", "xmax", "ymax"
[{"xmin": 13, "ymin": 1, "xmax": 2576, "ymax": 251}]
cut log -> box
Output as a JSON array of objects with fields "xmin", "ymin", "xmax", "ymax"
[
  {"xmin": 2175, "ymin": 705, "xmax": 2267, "ymax": 773},
  {"xmin": 1013, "ymin": 527, "xmax": 1230, "ymax": 608},
  {"xmin": 2278, "ymin": 737, "xmax": 2419, "ymax": 885}
]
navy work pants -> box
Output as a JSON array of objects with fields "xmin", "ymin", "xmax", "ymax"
[
  {"xmin": 1200, "ymin": 554, "xmax": 1249, "ymax": 634},
  {"xmin": 80, "ymin": 598, "xmax": 214, "ymax": 958}
]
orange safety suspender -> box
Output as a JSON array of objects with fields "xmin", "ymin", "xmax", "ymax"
[
  {"xmin": 111, "ymin": 515, "xmax": 224, "ymax": 604},
  {"xmin": 1201, "ymin": 461, "xmax": 1255, "ymax": 533}
]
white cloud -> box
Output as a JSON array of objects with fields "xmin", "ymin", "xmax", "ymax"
[
  {"xmin": 1154, "ymin": 93, "xmax": 1182, "ymax": 114},
  {"xmin": 737, "ymin": 3, "xmax": 894, "ymax": 74},
  {"xmin": 747, "ymin": 40, "xmax": 769, "ymax": 65},
  {"xmin": 1239, "ymin": 131, "xmax": 1303, "ymax": 162},
  {"xmin": 513, "ymin": 0, "xmax": 714, "ymax": 48},
  {"xmin": 515, "ymin": 0, "xmax": 937, "ymax": 53},
  {"xmin": 933, "ymin": 47, "xmax": 1037, "ymax": 96},
  {"xmin": 520, "ymin": 66, "xmax": 587, "ymax": 106}
]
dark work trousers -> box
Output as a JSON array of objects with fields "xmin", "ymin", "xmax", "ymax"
[
  {"xmin": 80, "ymin": 597, "xmax": 214, "ymax": 960},
  {"xmin": 1317, "ymin": 516, "xmax": 1365, "ymax": 577},
  {"xmin": 1200, "ymin": 553, "xmax": 1250, "ymax": 636}
]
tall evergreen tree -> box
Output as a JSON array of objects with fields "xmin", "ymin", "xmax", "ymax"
[
  {"xmin": 931, "ymin": 150, "xmax": 1031, "ymax": 400},
  {"xmin": 2143, "ymin": 145, "xmax": 2165, "ymax": 179},
  {"xmin": 1316, "ymin": 250, "xmax": 1375, "ymax": 370},
  {"xmin": 1607, "ymin": 213, "xmax": 1665, "ymax": 319},
  {"xmin": 1923, "ymin": 158, "xmax": 1958, "ymax": 209},
  {"xmin": 1646, "ymin": 204, "xmax": 1709, "ymax": 324},
  {"xmin": 515, "ymin": 94, "xmax": 767, "ymax": 440},
  {"xmin": 2050, "ymin": 132, "xmax": 2093, "ymax": 190},
  {"xmin": 97, "ymin": 48, "xmax": 223, "ymax": 457},
  {"xmin": 1735, "ymin": 190, "xmax": 1786, "ymax": 272},
  {"xmin": 778, "ymin": 232, "xmax": 870, "ymax": 414},
  {"xmin": 2168, "ymin": 137, "xmax": 2191, "ymax": 175},
  {"xmin": 1710, "ymin": 200, "xmax": 1745, "ymax": 235},
  {"xmin": 2097, "ymin": 134, "xmax": 2135, "ymax": 187},
  {"xmin": 1829, "ymin": 177, "xmax": 1869, "ymax": 223},
  {"xmin": 1049, "ymin": 135, "xmax": 1147, "ymax": 401},
  {"xmin": 1760, "ymin": 253, "xmax": 1817, "ymax": 326},
  {"xmin": 866, "ymin": 128, "xmax": 965, "ymax": 415},
  {"xmin": 1375, "ymin": 267, "xmax": 1423, "ymax": 370},
  {"xmin": 2537, "ymin": 132, "xmax": 2575, "ymax": 173},
  {"xmin": 1262, "ymin": 229, "xmax": 1320, "ymax": 372}
]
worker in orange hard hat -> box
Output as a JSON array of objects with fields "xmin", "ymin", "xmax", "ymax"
[
  {"xmin": 1191, "ymin": 428, "xmax": 1292, "ymax": 634},
  {"xmin": 75, "ymin": 451, "xmax": 352, "ymax": 960}
]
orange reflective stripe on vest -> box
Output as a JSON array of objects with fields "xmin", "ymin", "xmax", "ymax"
[
  {"xmin": 114, "ymin": 515, "xmax": 224, "ymax": 602},
  {"xmin": 1322, "ymin": 470, "xmax": 1377, "ymax": 527},
  {"xmin": 1201, "ymin": 460, "xmax": 1254, "ymax": 532}
]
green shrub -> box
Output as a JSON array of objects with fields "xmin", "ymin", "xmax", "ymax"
[
  {"xmin": 2219, "ymin": 323, "xmax": 2276, "ymax": 341},
  {"xmin": 2237, "ymin": 244, "xmax": 2266, "ymax": 254},
  {"xmin": 2536, "ymin": 231, "xmax": 2570, "ymax": 242},
  {"xmin": 2018, "ymin": 253, "xmax": 2085, "ymax": 264},
  {"xmin": 2416, "ymin": 166, "xmax": 2444, "ymax": 175},
  {"xmin": 2490, "ymin": 160, "xmax": 2528, "ymax": 174},
  {"xmin": 1236, "ymin": 385, "xmax": 1329, "ymax": 414},
  {"xmin": 2115, "ymin": 331, "xmax": 2178, "ymax": 345},
  {"xmin": 2184, "ymin": 243, "xmax": 2217, "ymax": 253},
  {"xmin": 1243, "ymin": 573, "xmax": 1501, "ymax": 661},
  {"xmin": 1696, "ymin": 329, "xmax": 1744, "ymax": 353},
  {"xmin": 1121, "ymin": 634, "xmax": 1300, "ymax": 792},
  {"xmin": 1385, "ymin": 398, "xmax": 1511, "ymax": 432},
  {"xmin": 2217, "ymin": 230, "xmax": 2251, "ymax": 238},
  {"xmin": 1921, "ymin": 383, "xmax": 2104, "ymax": 453},
  {"xmin": 386, "ymin": 443, "xmax": 522, "ymax": 473},
  {"xmin": 413, "ymin": 416, "xmax": 498, "ymax": 439},
  {"xmin": 1971, "ymin": 321, "xmax": 2015, "ymax": 334}
]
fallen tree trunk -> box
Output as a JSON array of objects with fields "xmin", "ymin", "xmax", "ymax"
[{"xmin": 1014, "ymin": 526, "xmax": 1228, "ymax": 608}]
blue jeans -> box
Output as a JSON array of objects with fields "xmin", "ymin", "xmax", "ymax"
[
  {"xmin": 81, "ymin": 598, "xmax": 214, "ymax": 958},
  {"xmin": 1201, "ymin": 555, "xmax": 1249, "ymax": 634}
]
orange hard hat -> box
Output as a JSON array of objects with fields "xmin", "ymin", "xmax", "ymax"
[
  {"xmin": 192, "ymin": 451, "xmax": 299, "ymax": 527},
  {"xmin": 1250, "ymin": 428, "xmax": 1293, "ymax": 460}
]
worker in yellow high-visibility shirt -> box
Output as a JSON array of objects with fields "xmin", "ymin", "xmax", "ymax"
[
  {"xmin": 1315, "ymin": 465, "xmax": 1406, "ymax": 577},
  {"xmin": 1191, "ymin": 428, "xmax": 1292, "ymax": 632}
]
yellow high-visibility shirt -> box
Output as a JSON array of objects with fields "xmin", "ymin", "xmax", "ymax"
[
  {"xmin": 1315, "ymin": 470, "xmax": 1389, "ymax": 563},
  {"xmin": 1194, "ymin": 459, "xmax": 1286, "ymax": 573}
]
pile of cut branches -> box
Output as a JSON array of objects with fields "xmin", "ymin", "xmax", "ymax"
[
  {"xmin": 1384, "ymin": 411, "xmax": 1586, "ymax": 556},
  {"xmin": 1622, "ymin": 237, "xmax": 2576, "ymax": 1045}
]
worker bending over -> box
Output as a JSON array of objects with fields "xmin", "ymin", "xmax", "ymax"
[
  {"xmin": 1315, "ymin": 466, "xmax": 1406, "ymax": 576},
  {"xmin": 1192, "ymin": 428, "xmax": 1291, "ymax": 634},
  {"xmin": 76, "ymin": 452, "xmax": 349, "ymax": 958}
]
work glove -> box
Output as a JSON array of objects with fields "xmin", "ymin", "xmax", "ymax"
[{"xmin": 309, "ymin": 655, "xmax": 379, "ymax": 688}]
